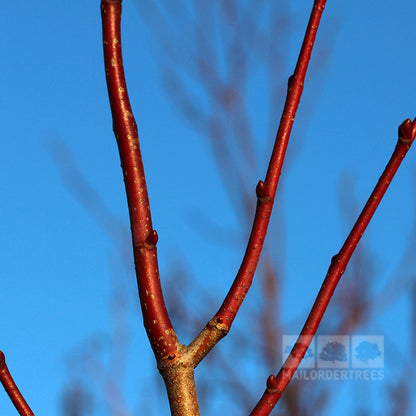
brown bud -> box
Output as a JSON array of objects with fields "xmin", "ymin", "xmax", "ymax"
[
  {"xmin": 266, "ymin": 374, "xmax": 278, "ymax": 392},
  {"xmin": 398, "ymin": 118, "xmax": 416, "ymax": 144},
  {"xmin": 146, "ymin": 229, "xmax": 158, "ymax": 245},
  {"xmin": 256, "ymin": 180, "xmax": 268, "ymax": 200}
]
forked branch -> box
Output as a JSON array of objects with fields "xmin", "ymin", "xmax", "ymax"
[
  {"xmin": 101, "ymin": 0, "xmax": 329, "ymax": 413},
  {"xmin": 101, "ymin": 1, "xmax": 199, "ymax": 414},
  {"xmin": 100, "ymin": 0, "xmax": 415, "ymax": 415},
  {"xmin": 0, "ymin": 351, "xmax": 34, "ymax": 416},
  {"xmin": 250, "ymin": 118, "xmax": 416, "ymax": 415}
]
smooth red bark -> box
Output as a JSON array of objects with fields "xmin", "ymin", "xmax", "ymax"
[
  {"xmin": 0, "ymin": 351, "xmax": 34, "ymax": 416},
  {"xmin": 99, "ymin": 0, "xmax": 415, "ymax": 414},
  {"xmin": 101, "ymin": 0, "xmax": 180, "ymax": 361},
  {"xmin": 215, "ymin": 0, "xmax": 327, "ymax": 328},
  {"xmin": 249, "ymin": 118, "xmax": 416, "ymax": 415}
]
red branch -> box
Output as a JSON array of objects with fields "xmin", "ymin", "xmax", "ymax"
[
  {"xmin": 0, "ymin": 351, "xmax": 34, "ymax": 416},
  {"xmin": 100, "ymin": 0, "xmax": 416, "ymax": 413},
  {"xmin": 215, "ymin": 0, "xmax": 327, "ymax": 327},
  {"xmin": 101, "ymin": 0, "xmax": 179, "ymax": 361},
  {"xmin": 250, "ymin": 118, "xmax": 416, "ymax": 415}
]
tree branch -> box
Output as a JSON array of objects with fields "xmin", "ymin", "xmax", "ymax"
[
  {"xmin": 100, "ymin": 0, "xmax": 415, "ymax": 415},
  {"xmin": 189, "ymin": 0, "xmax": 327, "ymax": 364},
  {"xmin": 101, "ymin": 1, "xmax": 203, "ymax": 414},
  {"xmin": 100, "ymin": 0, "xmax": 180, "ymax": 361},
  {"xmin": 249, "ymin": 118, "xmax": 416, "ymax": 415},
  {"xmin": 0, "ymin": 351, "xmax": 34, "ymax": 416}
]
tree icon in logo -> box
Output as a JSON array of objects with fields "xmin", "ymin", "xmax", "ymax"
[
  {"xmin": 319, "ymin": 341, "xmax": 347, "ymax": 363},
  {"xmin": 284, "ymin": 344, "xmax": 314, "ymax": 359},
  {"xmin": 355, "ymin": 341, "xmax": 381, "ymax": 363}
]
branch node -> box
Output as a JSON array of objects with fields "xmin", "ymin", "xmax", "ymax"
[
  {"xmin": 330, "ymin": 254, "xmax": 339, "ymax": 266},
  {"xmin": 288, "ymin": 74, "xmax": 303, "ymax": 91},
  {"xmin": 398, "ymin": 117, "xmax": 416, "ymax": 144},
  {"xmin": 208, "ymin": 317, "xmax": 230, "ymax": 336},
  {"xmin": 288, "ymin": 74, "xmax": 295, "ymax": 89},
  {"xmin": 256, "ymin": 180, "xmax": 271, "ymax": 203},
  {"xmin": 145, "ymin": 229, "xmax": 159, "ymax": 246},
  {"xmin": 266, "ymin": 374, "xmax": 278, "ymax": 393}
]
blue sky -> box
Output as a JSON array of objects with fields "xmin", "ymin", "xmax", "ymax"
[{"xmin": 1, "ymin": 1, "xmax": 416, "ymax": 415}]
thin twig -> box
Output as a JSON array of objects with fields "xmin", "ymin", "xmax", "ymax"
[
  {"xmin": 101, "ymin": 1, "xmax": 202, "ymax": 414},
  {"xmin": 0, "ymin": 351, "xmax": 35, "ymax": 416},
  {"xmin": 188, "ymin": 0, "xmax": 327, "ymax": 365},
  {"xmin": 100, "ymin": 0, "xmax": 180, "ymax": 362},
  {"xmin": 250, "ymin": 118, "xmax": 416, "ymax": 415}
]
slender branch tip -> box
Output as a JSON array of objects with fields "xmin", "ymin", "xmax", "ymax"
[{"xmin": 398, "ymin": 117, "xmax": 416, "ymax": 144}]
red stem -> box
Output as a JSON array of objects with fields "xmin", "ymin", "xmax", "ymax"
[
  {"xmin": 0, "ymin": 351, "xmax": 34, "ymax": 416},
  {"xmin": 250, "ymin": 118, "xmax": 416, "ymax": 415},
  {"xmin": 101, "ymin": 0, "xmax": 179, "ymax": 361},
  {"xmin": 215, "ymin": 0, "xmax": 327, "ymax": 327}
]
